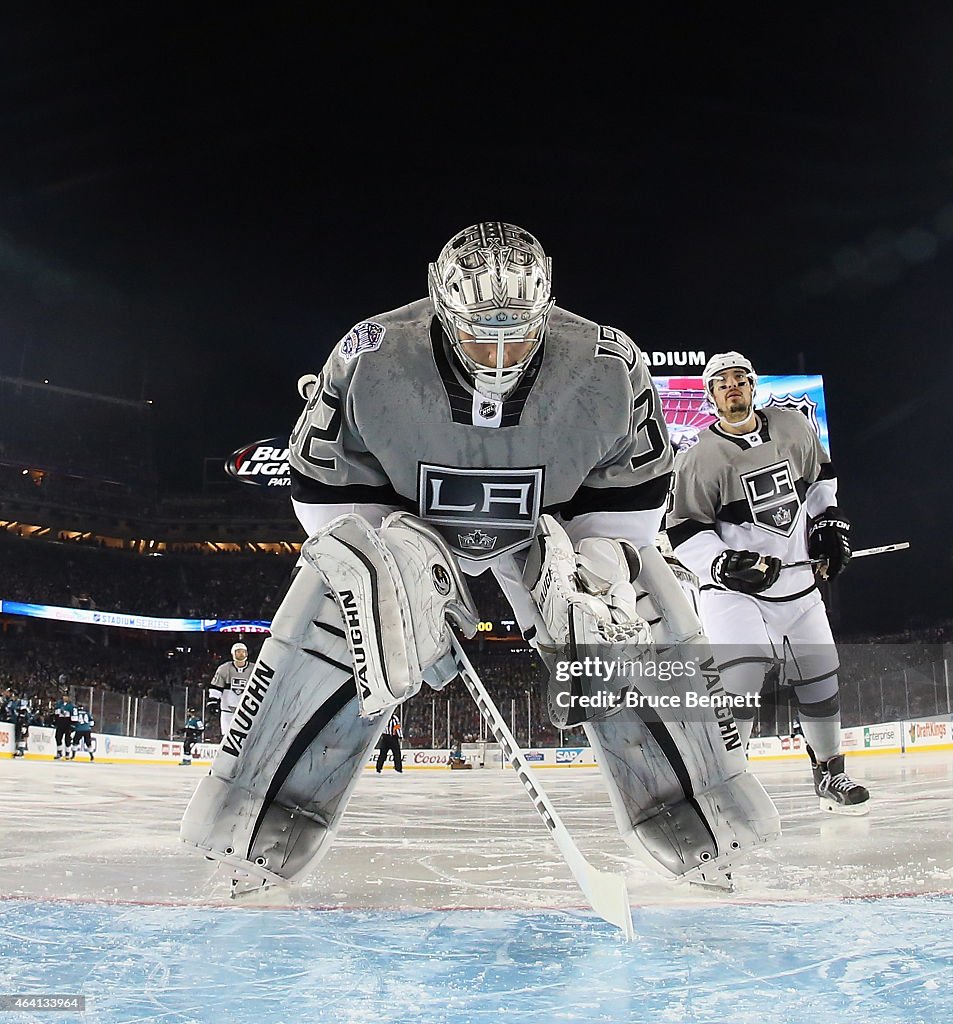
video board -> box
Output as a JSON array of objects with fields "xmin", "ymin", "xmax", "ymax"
[{"xmin": 653, "ymin": 374, "xmax": 830, "ymax": 454}]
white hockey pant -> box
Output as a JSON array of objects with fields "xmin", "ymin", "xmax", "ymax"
[{"xmin": 700, "ymin": 590, "xmax": 842, "ymax": 758}]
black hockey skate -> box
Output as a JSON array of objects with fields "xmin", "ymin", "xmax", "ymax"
[{"xmin": 810, "ymin": 749, "xmax": 869, "ymax": 815}]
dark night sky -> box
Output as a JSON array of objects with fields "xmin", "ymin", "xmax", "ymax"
[{"xmin": 1, "ymin": 6, "xmax": 952, "ymax": 630}]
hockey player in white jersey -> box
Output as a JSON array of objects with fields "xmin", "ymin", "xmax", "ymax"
[
  {"xmin": 181, "ymin": 223, "xmax": 780, "ymax": 898},
  {"xmin": 666, "ymin": 352, "xmax": 869, "ymax": 814},
  {"xmin": 206, "ymin": 643, "xmax": 252, "ymax": 736}
]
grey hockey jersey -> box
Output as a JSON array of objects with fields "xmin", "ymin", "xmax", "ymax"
[
  {"xmin": 209, "ymin": 660, "xmax": 251, "ymax": 713},
  {"xmin": 288, "ymin": 298, "xmax": 673, "ymax": 565},
  {"xmin": 666, "ymin": 408, "xmax": 837, "ymax": 600}
]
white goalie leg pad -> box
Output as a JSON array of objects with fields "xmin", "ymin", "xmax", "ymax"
[
  {"xmin": 522, "ymin": 516, "xmax": 780, "ymax": 884},
  {"xmin": 302, "ymin": 511, "xmax": 479, "ymax": 717},
  {"xmin": 582, "ymin": 544, "xmax": 780, "ymax": 883},
  {"xmin": 179, "ymin": 560, "xmax": 388, "ymax": 888}
]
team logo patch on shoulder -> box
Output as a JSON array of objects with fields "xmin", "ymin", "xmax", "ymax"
[{"xmin": 339, "ymin": 321, "xmax": 386, "ymax": 362}]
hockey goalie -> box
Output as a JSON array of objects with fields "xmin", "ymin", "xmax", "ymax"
[{"xmin": 180, "ymin": 219, "xmax": 780, "ymax": 897}]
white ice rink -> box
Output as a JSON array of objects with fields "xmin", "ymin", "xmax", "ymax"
[{"xmin": 3, "ymin": 752, "xmax": 952, "ymax": 1023}]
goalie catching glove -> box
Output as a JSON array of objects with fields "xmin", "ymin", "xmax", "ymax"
[
  {"xmin": 711, "ymin": 549, "xmax": 781, "ymax": 594},
  {"xmin": 808, "ymin": 506, "xmax": 851, "ymax": 579}
]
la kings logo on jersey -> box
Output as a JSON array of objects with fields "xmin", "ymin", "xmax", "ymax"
[
  {"xmin": 229, "ymin": 667, "xmax": 248, "ymax": 695},
  {"xmin": 740, "ymin": 459, "xmax": 801, "ymax": 537},
  {"xmin": 418, "ymin": 463, "xmax": 544, "ymax": 560}
]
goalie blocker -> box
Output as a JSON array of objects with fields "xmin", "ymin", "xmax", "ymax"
[
  {"xmin": 524, "ymin": 515, "xmax": 780, "ymax": 886},
  {"xmin": 180, "ymin": 512, "xmax": 478, "ymax": 892}
]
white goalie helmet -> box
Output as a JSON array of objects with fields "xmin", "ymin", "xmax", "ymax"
[
  {"xmin": 428, "ymin": 221, "xmax": 554, "ymax": 400},
  {"xmin": 702, "ymin": 351, "xmax": 758, "ymax": 398}
]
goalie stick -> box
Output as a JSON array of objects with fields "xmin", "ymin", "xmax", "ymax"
[
  {"xmin": 782, "ymin": 541, "xmax": 910, "ymax": 570},
  {"xmin": 449, "ymin": 635, "xmax": 635, "ymax": 941}
]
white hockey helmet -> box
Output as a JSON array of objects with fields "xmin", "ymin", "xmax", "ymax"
[
  {"xmin": 702, "ymin": 351, "xmax": 758, "ymax": 398},
  {"xmin": 428, "ymin": 222, "xmax": 554, "ymax": 400},
  {"xmin": 231, "ymin": 642, "xmax": 248, "ymax": 661}
]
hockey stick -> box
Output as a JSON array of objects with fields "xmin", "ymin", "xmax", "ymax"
[
  {"xmin": 449, "ymin": 635, "xmax": 635, "ymax": 941},
  {"xmin": 782, "ymin": 541, "xmax": 910, "ymax": 570}
]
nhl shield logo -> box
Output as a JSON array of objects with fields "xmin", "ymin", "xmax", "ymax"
[
  {"xmin": 740, "ymin": 459, "xmax": 802, "ymax": 537},
  {"xmin": 762, "ymin": 392, "xmax": 820, "ymax": 436}
]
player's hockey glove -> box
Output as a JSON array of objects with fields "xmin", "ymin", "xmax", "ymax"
[
  {"xmin": 808, "ymin": 507, "xmax": 851, "ymax": 579},
  {"xmin": 205, "ymin": 695, "xmax": 221, "ymax": 717},
  {"xmin": 711, "ymin": 549, "xmax": 781, "ymax": 595}
]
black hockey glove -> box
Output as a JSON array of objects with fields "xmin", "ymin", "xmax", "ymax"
[
  {"xmin": 205, "ymin": 696, "xmax": 221, "ymax": 717},
  {"xmin": 711, "ymin": 549, "xmax": 782, "ymax": 595},
  {"xmin": 808, "ymin": 507, "xmax": 851, "ymax": 579}
]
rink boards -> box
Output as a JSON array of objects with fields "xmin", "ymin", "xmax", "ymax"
[{"xmin": 3, "ymin": 718, "xmax": 952, "ymax": 765}]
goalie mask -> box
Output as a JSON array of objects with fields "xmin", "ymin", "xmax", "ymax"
[{"xmin": 428, "ymin": 221, "xmax": 554, "ymax": 400}]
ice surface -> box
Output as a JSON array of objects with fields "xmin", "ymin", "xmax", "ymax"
[{"xmin": 2, "ymin": 753, "xmax": 951, "ymax": 1022}]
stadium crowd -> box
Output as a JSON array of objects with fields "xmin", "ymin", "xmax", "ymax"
[
  {"xmin": 0, "ymin": 534, "xmax": 294, "ymax": 619},
  {"xmin": 1, "ymin": 534, "xmax": 950, "ymax": 748}
]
